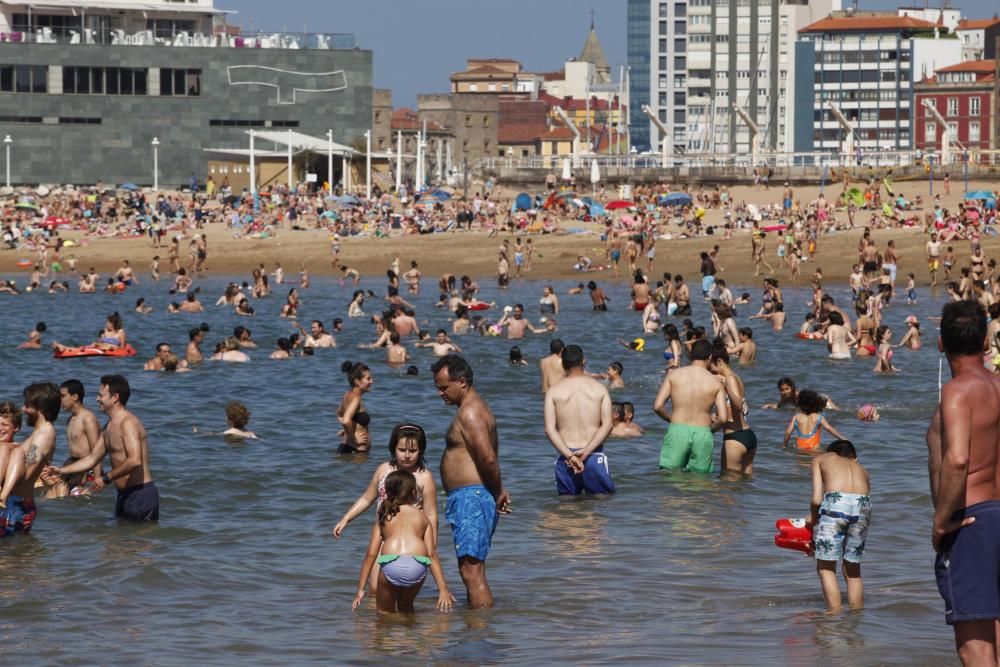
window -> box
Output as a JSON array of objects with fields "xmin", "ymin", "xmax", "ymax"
[
  {"xmin": 947, "ymin": 98, "xmax": 958, "ymax": 116},
  {"xmin": 10, "ymin": 65, "xmax": 46, "ymax": 94},
  {"xmin": 947, "ymin": 122, "xmax": 958, "ymax": 140},
  {"xmin": 970, "ymin": 96, "xmax": 981, "ymax": 116},
  {"xmin": 468, "ymin": 84, "xmax": 478, "ymax": 91},
  {"xmin": 970, "ymin": 121, "xmax": 981, "ymax": 143},
  {"xmin": 160, "ymin": 68, "xmax": 201, "ymax": 96},
  {"xmin": 58, "ymin": 117, "xmax": 101, "ymax": 124},
  {"xmin": 146, "ymin": 18, "xmax": 196, "ymax": 38}
]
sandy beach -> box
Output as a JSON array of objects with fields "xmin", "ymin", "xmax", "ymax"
[{"xmin": 5, "ymin": 178, "xmax": 995, "ymax": 286}]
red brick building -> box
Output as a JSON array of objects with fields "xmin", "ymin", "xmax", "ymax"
[{"xmin": 914, "ymin": 60, "xmax": 996, "ymax": 162}]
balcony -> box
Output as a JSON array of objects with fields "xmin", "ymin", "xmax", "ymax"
[{"xmin": 0, "ymin": 27, "xmax": 356, "ymax": 50}]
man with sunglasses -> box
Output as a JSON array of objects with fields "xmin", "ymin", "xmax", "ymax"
[{"xmin": 432, "ymin": 355, "xmax": 511, "ymax": 608}]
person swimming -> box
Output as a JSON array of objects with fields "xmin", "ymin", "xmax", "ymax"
[{"xmin": 782, "ymin": 390, "xmax": 846, "ymax": 451}]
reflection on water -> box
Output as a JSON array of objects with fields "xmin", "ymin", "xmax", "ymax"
[{"xmin": 0, "ymin": 274, "xmax": 955, "ymax": 663}]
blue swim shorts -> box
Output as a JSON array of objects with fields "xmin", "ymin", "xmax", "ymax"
[
  {"xmin": 0, "ymin": 494, "xmax": 37, "ymax": 537},
  {"xmin": 813, "ymin": 491, "xmax": 872, "ymax": 563},
  {"xmin": 701, "ymin": 275, "xmax": 716, "ymax": 296},
  {"xmin": 936, "ymin": 500, "xmax": 1000, "ymax": 625},
  {"xmin": 554, "ymin": 448, "xmax": 615, "ymax": 496},
  {"xmin": 445, "ymin": 485, "xmax": 498, "ymax": 562}
]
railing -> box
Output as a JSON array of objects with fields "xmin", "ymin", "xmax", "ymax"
[
  {"xmin": 474, "ymin": 150, "xmax": 1000, "ymax": 173},
  {"xmin": 0, "ymin": 28, "xmax": 356, "ymax": 50}
]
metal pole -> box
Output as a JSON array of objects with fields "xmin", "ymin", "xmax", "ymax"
[
  {"xmin": 462, "ymin": 157, "xmax": 468, "ymax": 199},
  {"xmin": 395, "ymin": 130, "xmax": 402, "ymax": 194},
  {"xmin": 287, "ymin": 128, "xmax": 293, "ymax": 189},
  {"xmin": 929, "ymin": 155, "xmax": 933, "ymax": 197},
  {"xmin": 327, "ymin": 130, "xmax": 333, "ymax": 193},
  {"xmin": 4, "ymin": 135, "xmax": 10, "ymax": 187},
  {"xmin": 964, "ymin": 150, "xmax": 969, "ymax": 193},
  {"xmin": 341, "ymin": 154, "xmax": 349, "ymax": 192},
  {"xmin": 152, "ymin": 137, "xmax": 159, "ymax": 191},
  {"xmin": 249, "ymin": 130, "xmax": 256, "ymax": 196},
  {"xmin": 365, "ymin": 130, "xmax": 371, "ymax": 200}
]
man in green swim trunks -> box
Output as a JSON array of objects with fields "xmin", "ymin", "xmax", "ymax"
[{"xmin": 653, "ymin": 339, "xmax": 729, "ymax": 473}]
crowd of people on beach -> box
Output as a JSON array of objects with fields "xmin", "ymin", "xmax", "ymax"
[{"xmin": 4, "ymin": 172, "xmax": 1000, "ymax": 664}]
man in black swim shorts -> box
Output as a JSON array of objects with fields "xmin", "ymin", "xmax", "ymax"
[{"xmin": 48, "ymin": 374, "xmax": 159, "ymax": 521}]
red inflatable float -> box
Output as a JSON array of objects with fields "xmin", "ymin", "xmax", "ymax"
[
  {"xmin": 796, "ymin": 332, "xmax": 824, "ymax": 340},
  {"xmin": 53, "ymin": 345, "xmax": 137, "ymax": 359},
  {"xmin": 466, "ymin": 303, "xmax": 491, "ymax": 311},
  {"xmin": 774, "ymin": 518, "xmax": 813, "ymax": 554}
]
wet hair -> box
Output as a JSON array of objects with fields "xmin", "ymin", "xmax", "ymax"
[
  {"xmin": 234, "ymin": 325, "xmax": 248, "ymax": 339},
  {"xmin": 662, "ymin": 323, "xmax": 680, "ymax": 342},
  {"xmin": 710, "ymin": 339, "xmax": 729, "ymax": 364},
  {"xmin": 777, "ymin": 377, "xmax": 796, "ymax": 392},
  {"xmin": 796, "ymin": 389, "xmax": 826, "ymax": 415},
  {"xmin": 827, "ymin": 311, "xmax": 844, "ymax": 326},
  {"xmin": 431, "ymin": 355, "xmax": 474, "ymax": 385},
  {"xmin": 388, "ymin": 423, "xmax": 427, "ymax": 471},
  {"xmin": 224, "ymin": 336, "xmax": 241, "ymax": 352},
  {"xmin": 608, "ymin": 361, "xmax": 623, "ymax": 375},
  {"xmin": 341, "ymin": 361, "xmax": 371, "ymax": 386},
  {"xmin": 189, "ymin": 327, "xmax": 202, "ymax": 341},
  {"xmin": 0, "ymin": 401, "xmax": 22, "ymax": 431},
  {"xmin": 875, "ymin": 325, "xmax": 890, "ymax": 343},
  {"xmin": 623, "ymin": 401, "xmax": 635, "ymax": 417},
  {"xmin": 561, "ymin": 344, "xmax": 584, "ymax": 370},
  {"xmin": 389, "ymin": 331, "xmax": 401, "ymax": 344},
  {"xmin": 23, "ymin": 382, "xmax": 61, "ymax": 422},
  {"xmin": 226, "ymin": 401, "xmax": 251, "ymax": 429},
  {"xmin": 509, "ymin": 346, "xmax": 524, "ymax": 365},
  {"xmin": 611, "ymin": 401, "xmax": 624, "ymax": 420},
  {"xmin": 587, "ymin": 281, "xmax": 597, "ymax": 290},
  {"xmin": 405, "ymin": 365, "xmax": 419, "ymax": 376},
  {"xmin": 941, "ymin": 300, "xmax": 987, "ymax": 356},
  {"xmin": 60, "ymin": 379, "xmax": 85, "ymax": 401},
  {"xmin": 35, "ymin": 322, "xmax": 47, "ymax": 333},
  {"xmin": 690, "ymin": 339, "xmax": 712, "ymax": 361},
  {"xmin": 827, "ymin": 439, "xmax": 857, "ymax": 459},
  {"xmin": 107, "ymin": 312, "xmax": 122, "ymax": 330},
  {"xmin": 377, "ymin": 469, "xmax": 418, "ymax": 526},
  {"xmin": 549, "ymin": 339, "xmax": 565, "ymax": 355},
  {"xmin": 738, "ymin": 327, "xmax": 753, "ymax": 339}
]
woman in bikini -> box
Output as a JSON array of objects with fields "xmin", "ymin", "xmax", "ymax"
[
  {"xmin": 52, "ymin": 312, "xmax": 127, "ymax": 353},
  {"xmin": 854, "ymin": 300, "xmax": 877, "ymax": 357},
  {"xmin": 710, "ymin": 342, "xmax": 757, "ymax": 476},
  {"xmin": 630, "ymin": 270, "xmax": 650, "ymax": 312},
  {"xmin": 337, "ymin": 361, "xmax": 373, "ymax": 454}
]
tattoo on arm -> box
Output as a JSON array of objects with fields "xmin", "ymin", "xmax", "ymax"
[{"xmin": 25, "ymin": 444, "xmax": 38, "ymax": 464}]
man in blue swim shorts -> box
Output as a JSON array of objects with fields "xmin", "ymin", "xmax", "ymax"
[
  {"xmin": 432, "ymin": 355, "xmax": 510, "ymax": 608},
  {"xmin": 808, "ymin": 440, "xmax": 871, "ymax": 611},
  {"xmin": 544, "ymin": 345, "xmax": 614, "ymax": 495},
  {"xmin": 929, "ymin": 300, "xmax": 1000, "ymax": 664}
]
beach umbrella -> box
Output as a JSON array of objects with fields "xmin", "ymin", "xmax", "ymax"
[
  {"xmin": 846, "ymin": 187, "xmax": 865, "ymax": 207},
  {"xmin": 590, "ymin": 159, "xmax": 600, "ymax": 189},
  {"xmin": 561, "ymin": 158, "xmax": 571, "ymax": 181},
  {"xmin": 118, "ymin": 183, "xmax": 139, "ymax": 191},
  {"xmin": 590, "ymin": 203, "xmax": 606, "ymax": 217},
  {"xmin": 606, "ymin": 200, "xmax": 635, "ymax": 211},
  {"xmin": 659, "ymin": 192, "xmax": 692, "ymax": 207},
  {"xmin": 40, "ymin": 215, "xmax": 70, "ymax": 229},
  {"xmin": 14, "ymin": 201, "xmax": 37, "ymax": 210},
  {"xmin": 339, "ymin": 194, "xmax": 362, "ymax": 206},
  {"xmin": 514, "ymin": 193, "xmax": 532, "ymax": 211},
  {"xmin": 417, "ymin": 189, "xmax": 451, "ymax": 205},
  {"xmin": 965, "ymin": 190, "xmax": 996, "ymax": 201}
]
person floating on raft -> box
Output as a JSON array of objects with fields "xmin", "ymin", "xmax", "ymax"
[{"xmin": 51, "ymin": 312, "xmax": 135, "ymax": 358}]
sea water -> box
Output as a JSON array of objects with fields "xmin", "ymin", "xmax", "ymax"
[{"xmin": 0, "ymin": 273, "xmax": 953, "ymax": 665}]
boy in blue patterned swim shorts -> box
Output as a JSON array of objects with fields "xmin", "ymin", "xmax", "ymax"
[{"xmin": 807, "ymin": 440, "xmax": 871, "ymax": 611}]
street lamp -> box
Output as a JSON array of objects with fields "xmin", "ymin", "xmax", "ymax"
[
  {"xmin": 364, "ymin": 129, "xmax": 372, "ymax": 200},
  {"xmin": 326, "ymin": 129, "xmax": 333, "ymax": 193},
  {"xmin": 151, "ymin": 137, "xmax": 160, "ymax": 191},
  {"xmin": 287, "ymin": 128, "xmax": 293, "ymax": 189},
  {"xmin": 249, "ymin": 129, "xmax": 256, "ymax": 196},
  {"xmin": 3, "ymin": 135, "xmax": 11, "ymax": 187}
]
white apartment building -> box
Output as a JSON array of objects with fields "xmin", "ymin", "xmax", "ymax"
[{"xmin": 634, "ymin": 0, "xmax": 838, "ymax": 157}]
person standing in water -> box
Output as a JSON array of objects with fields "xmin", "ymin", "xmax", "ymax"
[
  {"xmin": 928, "ymin": 300, "xmax": 1000, "ymax": 665},
  {"xmin": 337, "ymin": 362, "xmax": 373, "ymax": 454},
  {"xmin": 431, "ymin": 355, "xmax": 510, "ymax": 608}
]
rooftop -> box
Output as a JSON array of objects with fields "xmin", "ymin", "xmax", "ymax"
[
  {"xmin": 390, "ymin": 108, "xmax": 447, "ymax": 132},
  {"xmin": 936, "ymin": 59, "xmax": 997, "ymax": 73},
  {"xmin": 956, "ymin": 17, "xmax": 1000, "ymax": 31},
  {"xmin": 800, "ymin": 14, "xmax": 938, "ymax": 34}
]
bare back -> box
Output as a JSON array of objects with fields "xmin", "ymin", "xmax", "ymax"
[
  {"xmin": 939, "ymin": 367, "xmax": 1000, "ymax": 508},
  {"xmin": 655, "ymin": 364, "xmax": 727, "ymax": 427},
  {"xmin": 380, "ymin": 505, "xmax": 431, "ymax": 557},
  {"xmin": 816, "ymin": 452, "xmax": 870, "ymax": 496},
  {"xmin": 105, "ymin": 409, "xmax": 154, "ymax": 489},
  {"xmin": 545, "ymin": 374, "xmax": 610, "ymax": 448},
  {"xmin": 441, "ymin": 390, "xmax": 498, "ymax": 492},
  {"xmin": 539, "ymin": 354, "xmax": 565, "ymax": 393}
]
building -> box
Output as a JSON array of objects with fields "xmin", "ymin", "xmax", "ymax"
[
  {"xmin": 0, "ymin": 0, "xmax": 372, "ymax": 186},
  {"xmin": 793, "ymin": 12, "xmax": 962, "ymax": 154},
  {"xmin": 417, "ymin": 93, "xmax": 499, "ymax": 164},
  {"xmin": 897, "ymin": 6, "xmax": 960, "ymax": 32},
  {"xmin": 372, "ymin": 89, "xmax": 394, "ymax": 154},
  {"xmin": 449, "ymin": 58, "xmax": 521, "ymax": 94},
  {"xmin": 629, "ymin": 0, "xmax": 839, "ymax": 157},
  {"xmin": 914, "ymin": 59, "xmax": 996, "ymax": 161},
  {"xmin": 955, "ymin": 18, "xmax": 1000, "ymax": 62}
]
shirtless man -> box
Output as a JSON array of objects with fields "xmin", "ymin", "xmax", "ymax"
[
  {"xmin": 56, "ymin": 379, "xmax": 103, "ymax": 484},
  {"xmin": 727, "ymin": 328, "xmax": 757, "ymax": 364},
  {"xmin": 431, "ymin": 356, "xmax": 511, "ymax": 608},
  {"xmin": 48, "ymin": 375, "xmax": 159, "ymax": 521},
  {"xmin": 808, "ymin": 440, "xmax": 871, "ymax": 611},
  {"xmin": 0, "ymin": 384, "xmax": 59, "ymax": 534},
  {"xmin": 653, "ymin": 339, "xmax": 729, "ymax": 473},
  {"xmin": 403, "ymin": 261, "xmax": 422, "ymax": 294},
  {"xmin": 297, "ymin": 320, "xmax": 336, "ymax": 348},
  {"xmin": 144, "ymin": 342, "xmax": 173, "ymax": 371},
  {"xmin": 392, "ymin": 309, "xmax": 420, "ymax": 338},
  {"xmin": 498, "ymin": 304, "xmax": 544, "ymax": 340},
  {"xmin": 114, "ymin": 260, "xmax": 138, "ymax": 286},
  {"xmin": 416, "ymin": 330, "xmax": 461, "ymax": 357},
  {"xmin": 186, "ymin": 327, "xmax": 205, "ymax": 364},
  {"xmin": 544, "ymin": 344, "xmax": 614, "ymax": 495},
  {"xmin": 926, "ymin": 232, "xmax": 942, "ymax": 287},
  {"xmin": 385, "ymin": 332, "xmax": 409, "ymax": 365},
  {"xmin": 179, "ymin": 292, "xmax": 204, "ymax": 313},
  {"xmin": 927, "ymin": 301, "xmax": 1000, "ymax": 664},
  {"xmin": 539, "ymin": 339, "xmax": 566, "ymax": 393}
]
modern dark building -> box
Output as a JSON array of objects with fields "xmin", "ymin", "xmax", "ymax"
[
  {"xmin": 0, "ymin": 0, "xmax": 372, "ymax": 186},
  {"xmin": 626, "ymin": 0, "xmax": 651, "ymax": 152}
]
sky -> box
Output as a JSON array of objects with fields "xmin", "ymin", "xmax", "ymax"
[{"xmin": 230, "ymin": 0, "xmax": 973, "ymax": 108}]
